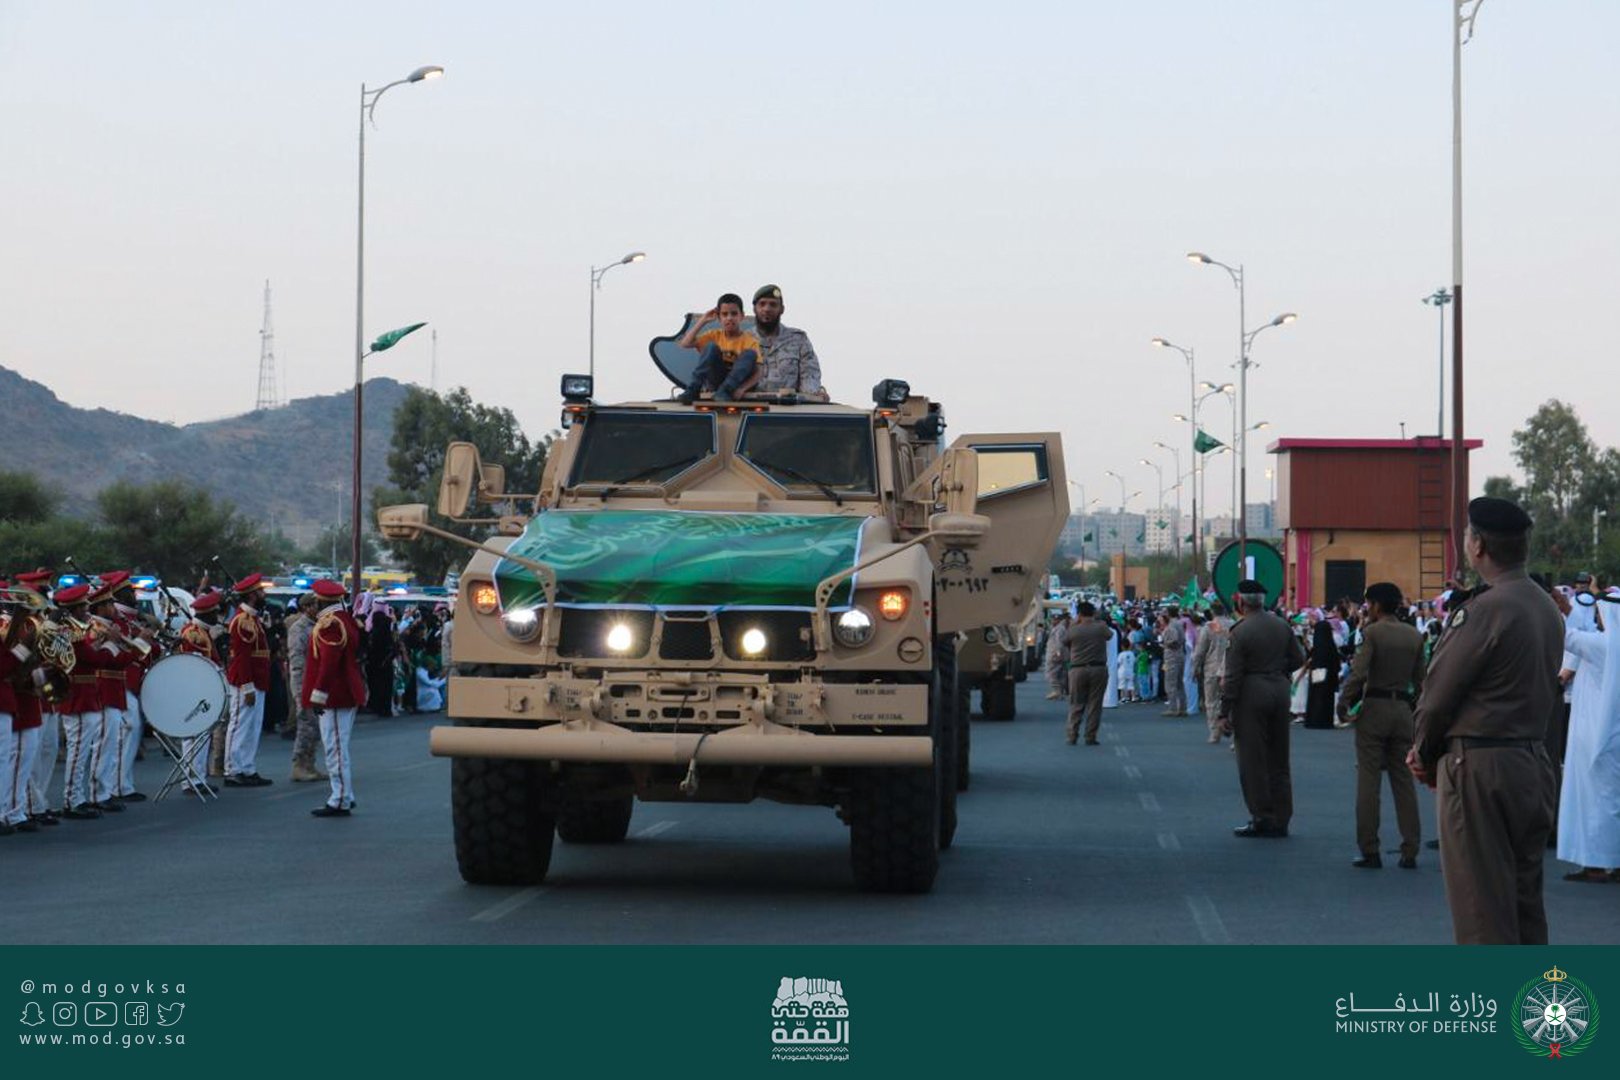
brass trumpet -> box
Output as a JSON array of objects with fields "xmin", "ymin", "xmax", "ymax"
[{"xmin": 0, "ymin": 603, "xmax": 76, "ymax": 706}]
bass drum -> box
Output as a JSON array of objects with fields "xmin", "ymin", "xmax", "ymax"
[{"xmin": 140, "ymin": 652, "xmax": 228, "ymax": 739}]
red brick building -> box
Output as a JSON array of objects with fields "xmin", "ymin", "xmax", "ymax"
[{"xmin": 1269, "ymin": 437, "xmax": 1481, "ymax": 609}]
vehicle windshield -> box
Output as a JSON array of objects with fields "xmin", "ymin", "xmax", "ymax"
[
  {"xmin": 737, "ymin": 415, "xmax": 876, "ymax": 495},
  {"xmin": 569, "ymin": 410, "xmax": 716, "ymax": 486}
]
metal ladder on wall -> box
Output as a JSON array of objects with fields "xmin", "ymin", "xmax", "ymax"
[{"xmin": 1417, "ymin": 450, "xmax": 1450, "ymax": 597}]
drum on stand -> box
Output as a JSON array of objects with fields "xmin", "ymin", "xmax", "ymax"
[{"xmin": 140, "ymin": 653, "xmax": 227, "ymax": 800}]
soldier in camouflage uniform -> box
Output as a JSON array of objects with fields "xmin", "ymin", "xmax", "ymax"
[{"xmin": 750, "ymin": 284, "xmax": 827, "ymax": 400}]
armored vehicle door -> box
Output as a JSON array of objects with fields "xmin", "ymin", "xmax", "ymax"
[{"xmin": 912, "ymin": 434, "xmax": 1067, "ymax": 634}]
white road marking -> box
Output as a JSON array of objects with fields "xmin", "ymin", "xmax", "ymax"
[
  {"xmin": 470, "ymin": 887, "xmax": 544, "ymax": 923},
  {"xmin": 633, "ymin": 820, "xmax": 677, "ymax": 839},
  {"xmin": 1114, "ymin": 746, "xmax": 1131, "ymax": 758},
  {"xmin": 1157, "ymin": 832, "xmax": 1181, "ymax": 851},
  {"xmin": 1122, "ymin": 765, "xmax": 1142, "ymax": 781},
  {"xmin": 1138, "ymin": 792, "xmax": 1161, "ymax": 812},
  {"xmin": 393, "ymin": 759, "xmax": 441, "ymax": 772},
  {"xmin": 1185, "ymin": 893, "xmax": 1231, "ymax": 944}
]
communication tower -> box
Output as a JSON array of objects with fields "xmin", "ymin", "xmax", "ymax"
[{"xmin": 256, "ymin": 279, "xmax": 278, "ymax": 411}]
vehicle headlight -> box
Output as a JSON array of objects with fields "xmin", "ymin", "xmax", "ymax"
[
  {"xmin": 605, "ymin": 623, "xmax": 635, "ymax": 653},
  {"xmin": 472, "ymin": 582, "xmax": 499, "ymax": 615},
  {"xmin": 502, "ymin": 606, "xmax": 541, "ymax": 642},
  {"xmin": 834, "ymin": 607, "xmax": 875, "ymax": 648},
  {"xmin": 740, "ymin": 627, "xmax": 768, "ymax": 656}
]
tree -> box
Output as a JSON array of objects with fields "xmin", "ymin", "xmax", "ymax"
[
  {"xmin": 0, "ymin": 517, "xmax": 120, "ymax": 575},
  {"xmin": 296, "ymin": 523, "xmax": 380, "ymax": 571},
  {"xmin": 0, "ymin": 471, "xmax": 59, "ymax": 525},
  {"xmin": 1510, "ymin": 400, "xmax": 1594, "ymax": 518},
  {"xmin": 96, "ymin": 480, "xmax": 280, "ymax": 583},
  {"xmin": 373, "ymin": 386, "xmax": 551, "ymax": 584}
]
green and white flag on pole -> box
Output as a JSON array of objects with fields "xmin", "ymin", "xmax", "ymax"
[{"xmin": 1193, "ymin": 430, "xmax": 1224, "ymax": 454}]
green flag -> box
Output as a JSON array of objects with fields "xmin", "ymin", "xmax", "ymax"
[
  {"xmin": 1180, "ymin": 576, "xmax": 1200, "ymax": 609},
  {"xmin": 1135, "ymin": 530, "xmax": 1146, "ymax": 543},
  {"xmin": 1082, "ymin": 531, "xmax": 1094, "ymax": 542},
  {"xmin": 370, "ymin": 321, "xmax": 428, "ymax": 353},
  {"xmin": 1194, "ymin": 429, "xmax": 1224, "ymax": 454},
  {"xmin": 1155, "ymin": 519, "xmax": 1167, "ymax": 529}
]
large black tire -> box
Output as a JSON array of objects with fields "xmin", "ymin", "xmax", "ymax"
[
  {"xmin": 450, "ymin": 754, "xmax": 557, "ymax": 885},
  {"xmin": 848, "ymin": 763, "xmax": 941, "ymax": 894},
  {"xmin": 556, "ymin": 793, "xmax": 634, "ymax": 844},
  {"xmin": 955, "ymin": 694, "xmax": 971, "ymax": 793},
  {"xmin": 933, "ymin": 644, "xmax": 958, "ymax": 849},
  {"xmin": 1012, "ymin": 650, "xmax": 1029, "ymax": 683}
]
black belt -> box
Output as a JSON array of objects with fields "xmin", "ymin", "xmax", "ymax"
[
  {"xmin": 1448, "ymin": 737, "xmax": 1536, "ymax": 750},
  {"xmin": 1364, "ymin": 688, "xmax": 1414, "ymax": 703}
]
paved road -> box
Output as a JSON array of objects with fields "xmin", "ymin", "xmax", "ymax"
[{"xmin": 4, "ymin": 684, "xmax": 1615, "ymax": 945}]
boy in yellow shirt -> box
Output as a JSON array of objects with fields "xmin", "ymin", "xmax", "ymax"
[{"xmin": 676, "ymin": 292, "xmax": 760, "ymax": 404}]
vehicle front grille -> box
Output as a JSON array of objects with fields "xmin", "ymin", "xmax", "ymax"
[
  {"xmin": 718, "ymin": 610, "xmax": 815, "ymax": 662},
  {"xmin": 557, "ymin": 609, "xmax": 654, "ymax": 659},
  {"xmin": 658, "ymin": 615, "xmax": 714, "ymax": 661}
]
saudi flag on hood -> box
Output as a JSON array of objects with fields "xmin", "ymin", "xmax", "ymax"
[{"xmin": 492, "ymin": 510, "xmax": 867, "ymax": 611}]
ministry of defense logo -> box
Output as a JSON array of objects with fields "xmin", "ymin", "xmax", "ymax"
[
  {"xmin": 770, "ymin": 977, "xmax": 849, "ymax": 1061},
  {"xmin": 1514, "ymin": 966, "xmax": 1599, "ymax": 1059}
]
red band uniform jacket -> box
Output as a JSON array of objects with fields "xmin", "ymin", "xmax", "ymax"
[
  {"xmin": 225, "ymin": 607, "xmax": 270, "ymax": 691},
  {"xmin": 302, "ymin": 608, "xmax": 366, "ymax": 710}
]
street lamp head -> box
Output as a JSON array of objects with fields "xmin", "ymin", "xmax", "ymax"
[
  {"xmin": 1217, "ymin": 382, "xmax": 1234, "ymax": 393},
  {"xmin": 1171, "ymin": 413, "xmax": 1189, "ymax": 423},
  {"xmin": 1105, "ymin": 469, "xmax": 1121, "ymax": 480},
  {"xmin": 1150, "ymin": 337, "xmax": 1169, "ymax": 348},
  {"xmin": 408, "ymin": 65, "xmax": 445, "ymax": 83},
  {"xmin": 1197, "ymin": 380, "xmax": 1220, "ymax": 392},
  {"xmin": 622, "ymin": 251, "xmax": 646, "ymax": 264},
  {"xmin": 1273, "ymin": 312, "xmax": 1297, "ymax": 326},
  {"xmin": 1138, "ymin": 459, "xmax": 1152, "ymax": 466},
  {"xmin": 1186, "ymin": 252, "xmax": 1210, "ymax": 264}
]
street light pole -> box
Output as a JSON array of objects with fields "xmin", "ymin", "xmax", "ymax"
[
  {"xmin": 589, "ymin": 251, "xmax": 647, "ymax": 382},
  {"xmin": 1151, "ymin": 338, "xmax": 1197, "ymax": 563},
  {"xmin": 1154, "ymin": 440, "xmax": 1183, "ymax": 560},
  {"xmin": 1452, "ymin": 0, "xmax": 1484, "ymax": 575},
  {"xmin": 354, "ymin": 63, "xmax": 443, "ymax": 597},
  {"xmin": 1423, "ymin": 288, "xmax": 1452, "ymax": 437},
  {"xmin": 1138, "ymin": 458, "xmax": 1165, "ymax": 553}
]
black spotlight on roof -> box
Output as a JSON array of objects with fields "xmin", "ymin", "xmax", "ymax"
[
  {"xmin": 560, "ymin": 374, "xmax": 594, "ymax": 403},
  {"xmin": 872, "ymin": 379, "xmax": 910, "ymax": 408}
]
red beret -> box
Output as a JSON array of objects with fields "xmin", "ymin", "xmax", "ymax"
[
  {"xmin": 88, "ymin": 585, "xmax": 118, "ymax": 606},
  {"xmin": 15, "ymin": 569, "xmax": 53, "ymax": 585},
  {"xmin": 233, "ymin": 573, "xmax": 267, "ymax": 593},
  {"xmin": 98, "ymin": 570, "xmax": 134, "ymax": 591},
  {"xmin": 191, "ymin": 591, "xmax": 224, "ymax": 613},
  {"xmin": 312, "ymin": 579, "xmax": 347, "ymax": 599},
  {"xmin": 54, "ymin": 583, "xmax": 91, "ymax": 605}
]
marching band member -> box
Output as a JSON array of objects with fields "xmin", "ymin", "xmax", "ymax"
[
  {"xmin": 87, "ymin": 580, "xmax": 149, "ymax": 810},
  {"xmin": 100, "ymin": 570, "xmax": 154, "ymax": 801},
  {"xmin": 0, "ymin": 582, "xmax": 31, "ymax": 835},
  {"xmin": 223, "ymin": 573, "xmax": 273, "ymax": 787},
  {"xmin": 15, "ymin": 570, "xmax": 62, "ymax": 825},
  {"xmin": 54, "ymin": 583, "xmax": 107, "ymax": 819},
  {"xmin": 176, "ymin": 591, "xmax": 226, "ymax": 796},
  {"xmin": 304, "ymin": 578, "xmax": 365, "ymax": 817}
]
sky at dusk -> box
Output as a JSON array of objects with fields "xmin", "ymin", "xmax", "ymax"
[{"xmin": 2, "ymin": 0, "xmax": 1616, "ymax": 520}]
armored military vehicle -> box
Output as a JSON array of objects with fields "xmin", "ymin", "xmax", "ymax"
[{"xmin": 379, "ymin": 375, "xmax": 1065, "ymax": 893}]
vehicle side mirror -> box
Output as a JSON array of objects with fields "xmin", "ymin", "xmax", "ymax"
[
  {"xmin": 378, "ymin": 503, "xmax": 430, "ymax": 541},
  {"xmin": 478, "ymin": 463, "xmax": 507, "ymax": 503},
  {"xmin": 929, "ymin": 511, "xmax": 992, "ymax": 549},
  {"xmin": 438, "ymin": 442, "xmax": 483, "ymax": 518},
  {"xmin": 936, "ymin": 446, "xmax": 979, "ymax": 516}
]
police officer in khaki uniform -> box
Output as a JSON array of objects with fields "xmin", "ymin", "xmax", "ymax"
[
  {"xmin": 1337, "ymin": 582, "xmax": 1426, "ymax": 869},
  {"xmin": 1063, "ymin": 602, "xmax": 1113, "ymax": 745},
  {"xmin": 1410, "ymin": 497, "xmax": 1562, "ymax": 945},
  {"xmin": 1221, "ymin": 579, "xmax": 1306, "ymax": 837}
]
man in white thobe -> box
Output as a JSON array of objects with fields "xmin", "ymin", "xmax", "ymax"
[{"xmin": 1559, "ymin": 588, "xmax": 1620, "ymax": 881}]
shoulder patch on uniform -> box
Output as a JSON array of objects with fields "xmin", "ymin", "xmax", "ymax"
[{"xmin": 1447, "ymin": 608, "xmax": 1467, "ymax": 630}]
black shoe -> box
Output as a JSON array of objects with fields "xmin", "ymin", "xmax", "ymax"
[
  {"xmin": 1352, "ymin": 855, "xmax": 1383, "ymax": 869},
  {"xmin": 13, "ymin": 819, "xmax": 39, "ymax": 833},
  {"xmin": 311, "ymin": 805, "xmax": 352, "ymax": 818},
  {"xmin": 223, "ymin": 774, "xmax": 248, "ymax": 787},
  {"xmin": 0, "ymin": 823, "xmax": 13, "ymax": 836},
  {"xmin": 242, "ymin": 773, "xmax": 273, "ymax": 787},
  {"xmin": 93, "ymin": 800, "xmax": 125, "ymax": 813},
  {"xmin": 675, "ymin": 388, "xmax": 697, "ymax": 405},
  {"xmin": 62, "ymin": 804, "xmax": 102, "ymax": 820},
  {"xmin": 32, "ymin": 812, "xmax": 60, "ymax": 827},
  {"xmin": 1398, "ymin": 856, "xmax": 1418, "ymax": 869},
  {"xmin": 119, "ymin": 791, "xmax": 147, "ymax": 803},
  {"xmin": 1084, "ymin": 738, "xmax": 1100, "ymax": 746},
  {"xmin": 1234, "ymin": 822, "xmax": 1288, "ymax": 839},
  {"xmin": 1425, "ymin": 839, "xmax": 1440, "ymax": 850}
]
